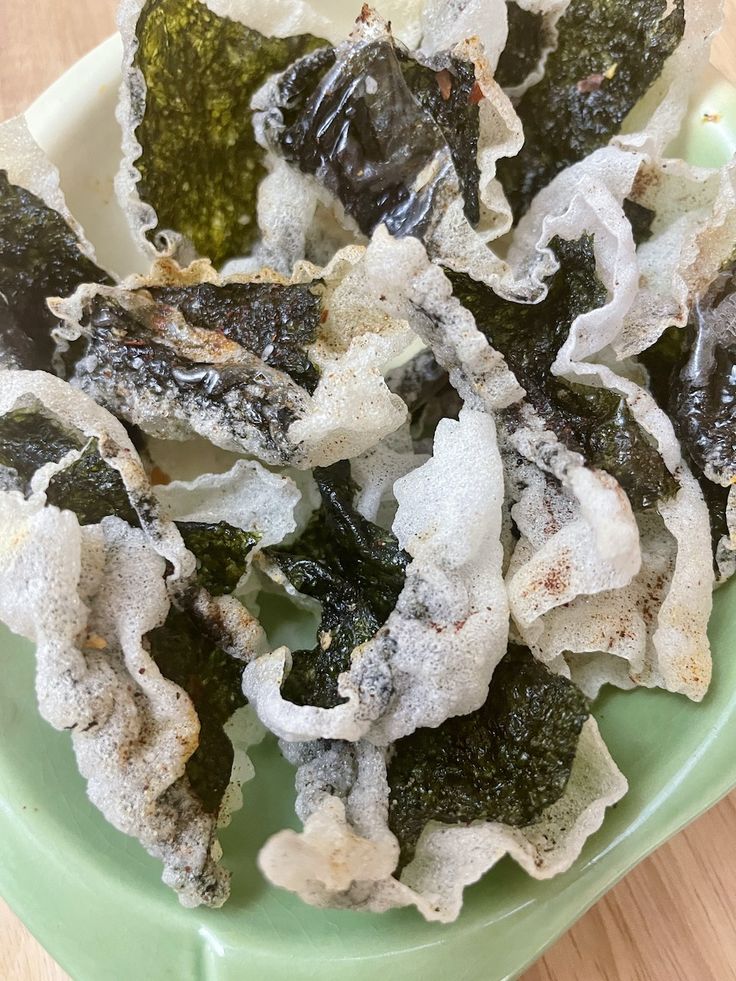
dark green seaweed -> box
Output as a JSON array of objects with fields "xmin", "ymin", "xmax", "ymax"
[
  {"xmin": 148, "ymin": 607, "xmax": 248, "ymax": 813},
  {"xmin": 177, "ymin": 520, "xmax": 258, "ymax": 596},
  {"xmin": 0, "ymin": 171, "xmax": 112, "ymax": 371},
  {"xmin": 388, "ymin": 645, "xmax": 589, "ymax": 866},
  {"xmin": 449, "ymin": 236, "xmax": 678, "ymax": 509},
  {"xmin": 269, "ymin": 462, "xmax": 409, "ymax": 708},
  {"xmin": 146, "ymin": 282, "xmax": 321, "ymax": 392},
  {"xmin": 495, "ymin": 2, "xmax": 547, "ymax": 91},
  {"xmin": 133, "ymin": 0, "xmax": 326, "ymax": 265},
  {"xmin": 0, "ymin": 403, "xmax": 257, "ymax": 815},
  {"xmin": 672, "ymin": 267, "xmax": 736, "ymax": 481},
  {"xmin": 275, "ymin": 34, "xmax": 481, "ymax": 236},
  {"xmin": 73, "ymin": 294, "xmax": 305, "ymax": 464},
  {"xmin": 496, "ymin": 0, "xmax": 684, "ymax": 219}
]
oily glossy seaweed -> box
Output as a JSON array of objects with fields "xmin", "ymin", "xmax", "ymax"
[
  {"xmin": 672, "ymin": 265, "xmax": 736, "ymax": 481},
  {"xmin": 269, "ymin": 461, "xmax": 408, "ymax": 708},
  {"xmin": 146, "ymin": 282, "xmax": 322, "ymax": 392},
  {"xmin": 73, "ymin": 293, "xmax": 304, "ymax": 463},
  {"xmin": 276, "ymin": 35, "xmax": 481, "ymax": 237},
  {"xmin": 0, "ymin": 172, "xmax": 112, "ymax": 371}
]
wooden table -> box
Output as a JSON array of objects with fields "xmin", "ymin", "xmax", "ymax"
[{"xmin": 1, "ymin": 1, "xmax": 736, "ymax": 978}]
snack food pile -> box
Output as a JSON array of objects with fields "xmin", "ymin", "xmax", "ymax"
[{"xmin": 0, "ymin": 0, "xmax": 733, "ymax": 922}]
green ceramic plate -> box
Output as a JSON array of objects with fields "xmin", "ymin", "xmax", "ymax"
[{"xmin": 1, "ymin": 33, "xmax": 735, "ymax": 981}]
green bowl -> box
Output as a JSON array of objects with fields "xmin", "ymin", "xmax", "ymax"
[{"xmin": 1, "ymin": 34, "xmax": 735, "ymax": 981}]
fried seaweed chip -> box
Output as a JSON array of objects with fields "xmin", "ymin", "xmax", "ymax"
[
  {"xmin": 258, "ymin": 710, "xmax": 626, "ymax": 922},
  {"xmin": 0, "ymin": 117, "xmax": 112, "ymax": 372},
  {"xmin": 52, "ymin": 241, "xmax": 413, "ymax": 468},
  {"xmin": 252, "ymin": 8, "xmax": 523, "ymax": 285},
  {"xmin": 244, "ymin": 407, "xmax": 510, "ymax": 745},
  {"xmin": 117, "ymin": 0, "xmax": 328, "ymax": 265},
  {"xmin": 355, "ymin": 228, "xmax": 643, "ymax": 620},
  {"xmin": 270, "ymin": 29, "xmax": 480, "ymax": 236},
  {"xmin": 358, "ymin": 227, "xmax": 713, "ymax": 700},
  {"xmin": 613, "ymin": 157, "xmax": 736, "ymax": 360},
  {"xmin": 0, "ymin": 393, "xmax": 296, "ymax": 818},
  {"xmin": 387, "ymin": 645, "xmax": 590, "ymax": 866},
  {"xmin": 495, "ymin": 0, "xmax": 685, "ymax": 220},
  {"xmin": 0, "ymin": 371, "xmax": 301, "ymax": 904},
  {"xmin": 673, "ymin": 265, "xmax": 736, "ymax": 487},
  {"xmin": 449, "ymin": 235, "xmax": 678, "ymax": 510},
  {"xmin": 664, "ymin": 264, "xmax": 736, "ymax": 579},
  {"xmin": 264, "ymin": 461, "xmax": 408, "ymax": 710}
]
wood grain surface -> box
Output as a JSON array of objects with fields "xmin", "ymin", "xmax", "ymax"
[{"xmin": 1, "ymin": 1, "xmax": 736, "ymax": 979}]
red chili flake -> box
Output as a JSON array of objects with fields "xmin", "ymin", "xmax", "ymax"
[
  {"xmin": 320, "ymin": 307, "xmax": 329, "ymax": 323},
  {"xmin": 436, "ymin": 69, "xmax": 453, "ymax": 101},
  {"xmin": 576, "ymin": 73, "xmax": 605, "ymax": 93},
  {"xmin": 468, "ymin": 81, "xmax": 484, "ymax": 105},
  {"xmin": 150, "ymin": 465, "xmax": 171, "ymax": 487}
]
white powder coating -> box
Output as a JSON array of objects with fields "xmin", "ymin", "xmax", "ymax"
[
  {"xmin": 504, "ymin": 447, "xmax": 642, "ymax": 627},
  {"xmin": 51, "ymin": 244, "xmax": 413, "ymax": 469},
  {"xmin": 0, "ymin": 372, "xmax": 297, "ymax": 905},
  {"xmin": 155, "ymin": 458, "xmax": 301, "ymax": 548},
  {"xmin": 0, "ymin": 496, "xmax": 228, "ymax": 907},
  {"xmin": 357, "ymin": 408, "xmax": 509, "ymax": 744},
  {"xmin": 259, "ymin": 718, "xmax": 627, "ymax": 922},
  {"xmin": 243, "ymin": 407, "xmax": 510, "ymax": 744},
  {"xmin": 539, "ymin": 372, "xmax": 714, "ymax": 701}
]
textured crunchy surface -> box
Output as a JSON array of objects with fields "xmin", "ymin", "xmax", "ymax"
[
  {"xmin": 449, "ymin": 236, "xmax": 678, "ymax": 510},
  {"xmin": 243, "ymin": 407, "xmax": 509, "ymax": 745},
  {"xmin": 258, "ymin": 716, "xmax": 626, "ymax": 922},
  {"xmin": 268, "ymin": 461, "xmax": 408, "ymax": 709},
  {"xmin": 0, "ymin": 371, "xmax": 298, "ymax": 905},
  {"xmin": 147, "ymin": 281, "xmax": 322, "ymax": 391},
  {"xmin": 252, "ymin": 12, "xmax": 523, "ymax": 284},
  {"xmin": 496, "ymin": 0, "xmax": 685, "ymax": 218},
  {"xmin": 387, "ymin": 645, "xmax": 589, "ymax": 865},
  {"xmin": 2, "ymin": 0, "xmax": 732, "ymax": 940},
  {"xmin": 269, "ymin": 28, "xmax": 480, "ymax": 237},
  {"xmin": 0, "ymin": 406, "xmax": 230, "ymax": 906},
  {"xmin": 118, "ymin": 0, "xmax": 326, "ymax": 264},
  {"xmin": 51, "ymin": 243, "xmax": 413, "ymax": 467}
]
